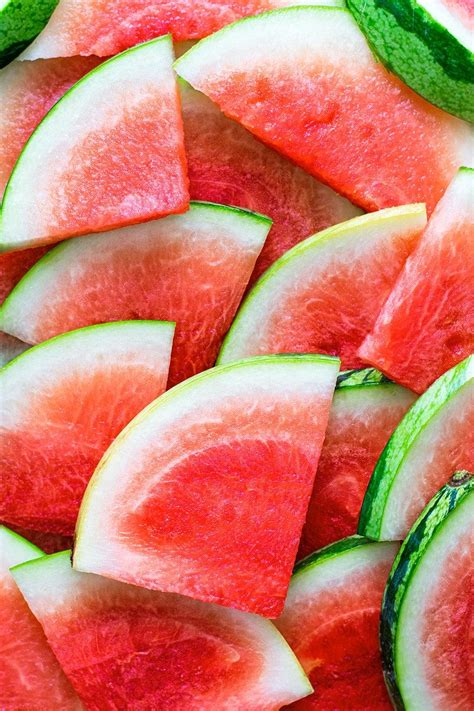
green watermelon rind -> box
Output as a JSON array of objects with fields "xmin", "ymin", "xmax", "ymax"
[
  {"xmin": 347, "ymin": 0, "xmax": 474, "ymax": 122},
  {"xmin": 336, "ymin": 367, "xmax": 393, "ymax": 390},
  {"xmin": 0, "ymin": 524, "xmax": 45, "ymax": 568},
  {"xmin": 294, "ymin": 534, "xmax": 384, "ymax": 577},
  {"xmin": 380, "ymin": 471, "xmax": 474, "ymax": 710},
  {"xmin": 0, "ymin": 0, "xmax": 58, "ymax": 68},
  {"xmin": 358, "ymin": 355, "xmax": 474, "ymax": 540}
]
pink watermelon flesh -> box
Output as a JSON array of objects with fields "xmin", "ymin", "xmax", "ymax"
[
  {"xmin": 0, "ymin": 248, "xmax": 49, "ymax": 304},
  {"xmin": 442, "ymin": 0, "xmax": 474, "ymax": 28},
  {"xmin": 181, "ymin": 82, "xmax": 361, "ymax": 285}
]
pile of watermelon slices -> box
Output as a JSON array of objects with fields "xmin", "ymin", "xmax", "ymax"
[{"xmin": 0, "ymin": 1, "xmax": 472, "ymax": 709}]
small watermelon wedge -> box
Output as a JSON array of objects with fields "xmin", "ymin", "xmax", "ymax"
[
  {"xmin": 0, "ymin": 331, "xmax": 29, "ymax": 366},
  {"xmin": 176, "ymin": 6, "xmax": 473, "ymax": 214},
  {"xmin": 359, "ymin": 355, "xmax": 474, "ymax": 541},
  {"xmin": 299, "ymin": 369, "xmax": 416, "ymax": 558},
  {"xmin": 0, "ymin": 523, "xmax": 73, "ymax": 554},
  {"xmin": 275, "ymin": 536, "xmax": 398, "ymax": 711},
  {"xmin": 0, "ymin": 0, "xmax": 58, "ymax": 66},
  {"xmin": 74, "ymin": 355, "xmax": 340, "ymax": 618},
  {"xmin": 0, "ymin": 36, "xmax": 189, "ymax": 252},
  {"xmin": 381, "ymin": 471, "xmax": 473, "ymax": 710},
  {"xmin": 218, "ymin": 205, "xmax": 426, "ymax": 370},
  {"xmin": 180, "ymin": 80, "xmax": 362, "ymax": 285},
  {"xmin": 0, "ymin": 526, "xmax": 81, "ymax": 710},
  {"xmin": 0, "ymin": 202, "xmax": 271, "ymax": 386},
  {"xmin": 12, "ymin": 551, "xmax": 313, "ymax": 710},
  {"xmin": 0, "ymin": 321, "xmax": 175, "ymax": 535},
  {"xmin": 359, "ymin": 167, "xmax": 474, "ymax": 393}
]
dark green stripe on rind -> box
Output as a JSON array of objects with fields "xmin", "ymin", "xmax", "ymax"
[
  {"xmin": 358, "ymin": 355, "xmax": 474, "ymax": 540},
  {"xmin": 336, "ymin": 368, "xmax": 393, "ymax": 389},
  {"xmin": 347, "ymin": 0, "xmax": 474, "ymax": 121},
  {"xmin": 380, "ymin": 471, "xmax": 474, "ymax": 709},
  {"xmin": 0, "ymin": 0, "xmax": 58, "ymax": 67}
]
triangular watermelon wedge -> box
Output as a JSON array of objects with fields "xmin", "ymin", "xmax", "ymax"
[
  {"xmin": 74, "ymin": 355, "xmax": 340, "ymax": 618},
  {"xmin": 12, "ymin": 551, "xmax": 313, "ymax": 710},
  {"xmin": 176, "ymin": 6, "xmax": 473, "ymax": 213},
  {"xmin": 0, "ymin": 321, "xmax": 174, "ymax": 535},
  {"xmin": 0, "ymin": 36, "xmax": 189, "ymax": 252}
]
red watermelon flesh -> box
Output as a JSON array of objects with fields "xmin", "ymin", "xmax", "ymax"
[
  {"xmin": 176, "ymin": 6, "xmax": 472, "ymax": 214},
  {"xmin": 0, "ymin": 248, "xmax": 49, "ymax": 303},
  {"xmin": 180, "ymin": 81, "xmax": 361, "ymax": 285}
]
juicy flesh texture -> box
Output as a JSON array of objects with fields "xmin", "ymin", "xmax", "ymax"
[
  {"xmin": 442, "ymin": 0, "xmax": 474, "ymax": 29},
  {"xmin": 298, "ymin": 389, "xmax": 415, "ymax": 557},
  {"xmin": 1, "ymin": 363, "xmax": 170, "ymax": 535},
  {"xmin": 0, "ymin": 57, "xmax": 101, "ymax": 198},
  {"xmin": 0, "ymin": 248, "xmax": 49, "ymax": 304},
  {"xmin": 181, "ymin": 86, "xmax": 360, "ymax": 285}
]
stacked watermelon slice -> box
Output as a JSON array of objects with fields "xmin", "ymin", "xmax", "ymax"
[{"xmin": 0, "ymin": 1, "xmax": 472, "ymax": 709}]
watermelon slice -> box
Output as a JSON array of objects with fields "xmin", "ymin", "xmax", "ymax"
[
  {"xmin": 299, "ymin": 369, "xmax": 416, "ymax": 558},
  {"xmin": 0, "ymin": 202, "xmax": 271, "ymax": 386},
  {"xmin": 347, "ymin": 0, "xmax": 474, "ymax": 122},
  {"xmin": 381, "ymin": 471, "xmax": 473, "ymax": 709},
  {"xmin": 218, "ymin": 205, "xmax": 426, "ymax": 370},
  {"xmin": 0, "ymin": 331, "xmax": 29, "ymax": 366},
  {"xmin": 176, "ymin": 6, "xmax": 473, "ymax": 214},
  {"xmin": 275, "ymin": 536, "xmax": 398, "ymax": 711},
  {"xmin": 359, "ymin": 167, "xmax": 474, "ymax": 393},
  {"xmin": 359, "ymin": 355, "xmax": 474, "ymax": 541},
  {"xmin": 180, "ymin": 80, "xmax": 362, "ymax": 285},
  {"xmin": 0, "ymin": 36, "xmax": 189, "ymax": 252},
  {"xmin": 12, "ymin": 551, "xmax": 313, "ymax": 710},
  {"xmin": 0, "ymin": 321, "xmax": 175, "ymax": 535},
  {"xmin": 74, "ymin": 355, "xmax": 340, "ymax": 617},
  {"xmin": 0, "ymin": 526, "xmax": 81, "ymax": 710},
  {"xmin": 0, "ymin": 0, "xmax": 58, "ymax": 66}
]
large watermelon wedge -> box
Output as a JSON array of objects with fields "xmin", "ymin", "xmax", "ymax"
[
  {"xmin": 0, "ymin": 202, "xmax": 270, "ymax": 386},
  {"xmin": 180, "ymin": 80, "xmax": 362, "ymax": 285},
  {"xmin": 176, "ymin": 6, "xmax": 473, "ymax": 214},
  {"xmin": 74, "ymin": 355, "xmax": 340, "ymax": 617},
  {"xmin": 359, "ymin": 167, "xmax": 474, "ymax": 393},
  {"xmin": 359, "ymin": 355, "xmax": 474, "ymax": 541},
  {"xmin": 381, "ymin": 471, "xmax": 473, "ymax": 710},
  {"xmin": 275, "ymin": 536, "xmax": 398, "ymax": 711},
  {"xmin": 0, "ymin": 321, "xmax": 174, "ymax": 535},
  {"xmin": 298, "ymin": 369, "xmax": 416, "ymax": 558},
  {"xmin": 0, "ymin": 526, "xmax": 81, "ymax": 710},
  {"xmin": 12, "ymin": 551, "xmax": 312, "ymax": 710},
  {"xmin": 218, "ymin": 205, "xmax": 426, "ymax": 370},
  {"xmin": 0, "ymin": 36, "xmax": 189, "ymax": 252},
  {"xmin": 0, "ymin": 0, "xmax": 58, "ymax": 66}
]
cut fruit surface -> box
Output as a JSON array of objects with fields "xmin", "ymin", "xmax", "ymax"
[
  {"xmin": 0, "ymin": 526, "xmax": 81, "ymax": 710},
  {"xmin": 176, "ymin": 6, "xmax": 472, "ymax": 214},
  {"xmin": 218, "ymin": 205, "xmax": 426, "ymax": 370},
  {"xmin": 359, "ymin": 167, "xmax": 474, "ymax": 393},
  {"xmin": 0, "ymin": 36, "xmax": 189, "ymax": 252},
  {"xmin": 0, "ymin": 247, "xmax": 49, "ymax": 303},
  {"xmin": 0, "ymin": 0, "xmax": 58, "ymax": 66},
  {"xmin": 12, "ymin": 551, "xmax": 312, "ymax": 711},
  {"xmin": 359, "ymin": 355, "xmax": 474, "ymax": 541},
  {"xmin": 381, "ymin": 471, "xmax": 473, "ymax": 710},
  {"xmin": 299, "ymin": 369, "xmax": 416, "ymax": 558},
  {"xmin": 0, "ymin": 321, "xmax": 174, "ymax": 535},
  {"xmin": 180, "ymin": 80, "xmax": 361, "ymax": 285},
  {"xmin": 0, "ymin": 331, "xmax": 29, "ymax": 367},
  {"xmin": 275, "ymin": 536, "xmax": 398, "ymax": 710},
  {"xmin": 0, "ymin": 202, "xmax": 270, "ymax": 386},
  {"xmin": 74, "ymin": 355, "xmax": 340, "ymax": 618}
]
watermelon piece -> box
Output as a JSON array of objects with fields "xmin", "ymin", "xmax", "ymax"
[
  {"xmin": 0, "ymin": 0, "xmax": 58, "ymax": 67},
  {"xmin": 359, "ymin": 167, "xmax": 474, "ymax": 393},
  {"xmin": 0, "ymin": 321, "xmax": 174, "ymax": 535},
  {"xmin": 0, "ymin": 247, "xmax": 49, "ymax": 303},
  {"xmin": 176, "ymin": 6, "xmax": 473, "ymax": 214},
  {"xmin": 180, "ymin": 80, "xmax": 362, "ymax": 285},
  {"xmin": 0, "ymin": 331, "xmax": 29, "ymax": 367},
  {"xmin": 12, "ymin": 551, "xmax": 312, "ymax": 710},
  {"xmin": 0, "ymin": 56, "xmax": 101, "ymax": 197},
  {"xmin": 218, "ymin": 205, "xmax": 426, "ymax": 370},
  {"xmin": 347, "ymin": 0, "xmax": 474, "ymax": 122},
  {"xmin": 0, "ymin": 202, "xmax": 271, "ymax": 386},
  {"xmin": 74, "ymin": 355, "xmax": 340, "ymax": 617},
  {"xmin": 299, "ymin": 369, "xmax": 416, "ymax": 558},
  {"xmin": 359, "ymin": 355, "xmax": 474, "ymax": 541},
  {"xmin": 20, "ymin": 0, "xmax": 342, "ymax": 59},
  {"xmin": 381, "ymin": 471, "xmax": 473, "ymax": 709},
  {"xmin": 275, "ymin": 536, "xmax": 398, "ymax": 711},
  {"xmin": 0, "ymin": 523, "xmax": 73, "ymax": 554},
  {"xmin": 0, "ymin": 36, "xmax": 189, "ymax": 252},
  {"xmin": 0, "ymin": 526, "xmax": 81, "ymax": 710}
]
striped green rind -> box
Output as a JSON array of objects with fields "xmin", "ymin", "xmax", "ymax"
[
  {"xmin": 347, "ymin": 0, "xmax": 474, "ymax": 122},
  {"xmin": 336, "ymin": 367, "xmax": 393, "ymax": 390},
  {"xmin": 380, "ymin": 470, "xmax": 474, "ymax": 709},
  {"xmin": 358, "ymin": 355, "xmax": 474, "ymax": 539},
  {"xmin": 294, "ymin": 534, "xmax": 378, "ymax": 576},
  {"xmin": 0, "ymin": 0, "xmax": 58, "ymax": 67}
]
